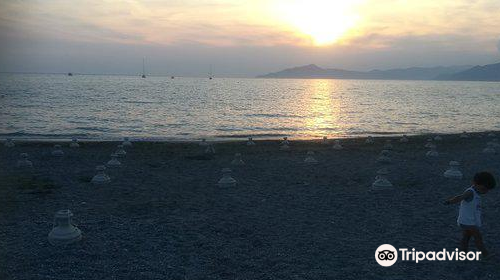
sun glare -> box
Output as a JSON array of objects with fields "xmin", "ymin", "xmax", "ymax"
[{"xmin": 272, "ymin": 0, "xmax": 362, "ymax": 46}]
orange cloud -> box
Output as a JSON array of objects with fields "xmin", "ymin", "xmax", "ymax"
[{"xmin": 1, "ymin": 0, "xmax": 499, "ymax": 51}]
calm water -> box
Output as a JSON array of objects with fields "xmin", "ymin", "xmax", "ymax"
[{"xmin": 1, "ymin": 73, "xmax": 499, "ymax": 140}]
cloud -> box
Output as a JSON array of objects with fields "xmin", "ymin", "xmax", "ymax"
[
  {"xmin": 2, "ymin": 0, "xmax": 500, "ymax": 48},
  {"xmin": 2, "ymin": 0, "xmax": 500, "ymax": 75}
]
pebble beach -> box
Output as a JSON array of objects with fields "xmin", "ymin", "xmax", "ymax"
[{"xmin": 1, "ymin": 132, "xmax": 500, "ymax": 279}]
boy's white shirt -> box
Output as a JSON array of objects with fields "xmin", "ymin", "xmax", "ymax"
[{"xmin": 457, "ymin": 186, "xmax": 482, "ymax": 227}]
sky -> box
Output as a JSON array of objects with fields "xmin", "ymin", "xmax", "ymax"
[{"xmin": 0, "ymin": 0, "xmax": 499, "ymax": 77}]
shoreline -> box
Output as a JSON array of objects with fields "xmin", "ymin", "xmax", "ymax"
[{"xmin": 1, "ymin": 130, "xmax": 499, "ymax": 143}]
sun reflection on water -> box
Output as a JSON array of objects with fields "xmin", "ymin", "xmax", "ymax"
[{"xmin": 301, "ymin": 79, "xmax": 343, "ymax": 138}]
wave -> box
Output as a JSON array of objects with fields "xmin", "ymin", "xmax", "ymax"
[
  {"xmin": 244, "ymin": 113, "xmax": 304, "ymax": 118},
  {"xmin": 345, "ymin": 131, "xmax": 408, "ymax": 135},
  {"xmin": 122, "ymin": 100, "xmax": 160, "ymax": 104},
  {"xmin": 214, "ymin": 133, "xmax": 289, "ymax": 138},
  {"xmin": 0, "ymin": 131, "xmax": 89, "ymax": 138},
  {"xmin": 73, "ymin": 126, "xmax": 118, "ymax": 133}
]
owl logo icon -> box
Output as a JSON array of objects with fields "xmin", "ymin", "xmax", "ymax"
[{"xmin": 375, "ymin": 244, "xmax": 398, "ymax": 266}]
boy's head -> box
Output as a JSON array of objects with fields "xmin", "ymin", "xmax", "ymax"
[{"xmin": 472, "ymin": 172, "xmax": 496, "ymax": 194}]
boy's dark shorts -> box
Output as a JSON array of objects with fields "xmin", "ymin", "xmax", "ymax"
[{"xmin": 459, "ymin": 224, "xmax": 480, "ymax": 230}]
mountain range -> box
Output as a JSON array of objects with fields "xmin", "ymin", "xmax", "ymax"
[{"xmin": 258, "ymin": 62, "xmax": 500, "ymax": 81}]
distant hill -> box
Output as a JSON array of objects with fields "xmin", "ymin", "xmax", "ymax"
[
  {"xmin": 257, "ymin": 64, "xmax": 473, "ymax": 80},
  {"xmin": 437, "ymin": 62, "xmax": 500, "ymax": 81}
]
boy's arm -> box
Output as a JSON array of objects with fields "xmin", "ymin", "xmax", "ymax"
[{"xmin": 443, "ymin": 190, "xmax": 473, "ymax": 205}]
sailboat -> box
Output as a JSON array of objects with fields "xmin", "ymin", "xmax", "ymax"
[
  {"xmin": 209, "ymin": 64, "xmax": 213, "ymax": 80},
  {"xmin": 141, "ymin": 58, "xmax": 146, "ymax": 78}
]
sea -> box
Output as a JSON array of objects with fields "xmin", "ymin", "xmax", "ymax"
[{"xmin": 1, "ymin": 73, "xmax": 499, "ymax": 141}]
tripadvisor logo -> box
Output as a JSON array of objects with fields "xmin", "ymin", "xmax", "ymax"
[
  {"xmin": 375, "ymin": 244, "xmax": 398, "ymax": 267},
  {"xmin": 375, "ymin": 244, "xmax": 481, "ymax": 267}
]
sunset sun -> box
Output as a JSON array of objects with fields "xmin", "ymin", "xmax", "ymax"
[{"xmin": 273, "ymin": 0, "xmax": 362, "ymax": 45}]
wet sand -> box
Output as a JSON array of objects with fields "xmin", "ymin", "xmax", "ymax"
[{"xmin": 1, "ymin": 133, "xmax": 500, "ymax": 279}]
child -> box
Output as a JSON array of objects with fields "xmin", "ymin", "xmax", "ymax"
[{"xmin": 444, "ymin": 171, "xmax": 496, "ymax": 258}]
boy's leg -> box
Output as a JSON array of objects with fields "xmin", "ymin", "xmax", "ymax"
[
  {"xmin": 469, "ymin": 227, "xmax": 489, "ymax": 257},
  {"xmin": 459, "ymin": 229, "xmax": 471, "ymax": 252}
]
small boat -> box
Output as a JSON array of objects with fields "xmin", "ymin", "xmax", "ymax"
[
  {"xmin": 68, "ymin": 72, "xmax": 73, "ymax": 76},
  {"xmin": 141, "ymin": 58, "xmax": 146, "ymax": 78}
]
